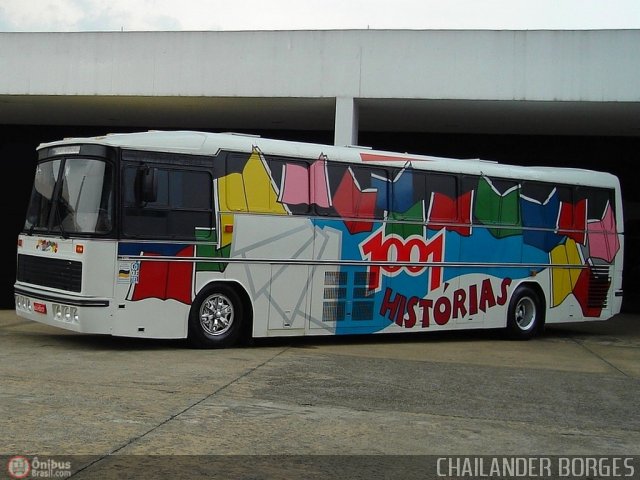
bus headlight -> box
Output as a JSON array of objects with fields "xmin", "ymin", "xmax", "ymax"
[
  {"xmin": 52, "ymin": 304, "xmax": 78, "ymax": 324},
  {"xmin": 14, "ymin": 295, "xmax": 31, "ymax": 311}
]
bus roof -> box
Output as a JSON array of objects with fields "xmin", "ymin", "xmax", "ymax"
[{"xmin": 38, "ymin": 130, "xmax": 620, "ymax": 189}]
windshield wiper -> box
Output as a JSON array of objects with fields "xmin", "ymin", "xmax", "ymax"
[{"xmin": 53, "ymin": 202, "xmax": 69, "ymax": 239}]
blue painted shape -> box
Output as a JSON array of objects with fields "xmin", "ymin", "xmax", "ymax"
[
  {"xmin": 118, "ymin": 242, "xmax": 190, "ymax": 256},
  {"xmin": 371, "ymin": 169, "xmax": 414, "ymax": 213},
  {"xmin": 521, "ymin": 193, "xmax": 563, "ymax": 252},
  {"xmin": 313, "ymin": 219, "xmax": 550, "ymax": 336}
]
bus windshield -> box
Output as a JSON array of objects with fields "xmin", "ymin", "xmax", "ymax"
[{"xmin": 24, "ymin": 157, "xmax": 114, "ymax": 235}]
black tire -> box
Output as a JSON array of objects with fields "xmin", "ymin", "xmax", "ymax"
[
  {"xmin": 506, "ymin": 285, "xmax": 543, "ymax": 340},
  {"xmin": 188, "ymin": 283, "xmax": 244, "ymax": 348}
]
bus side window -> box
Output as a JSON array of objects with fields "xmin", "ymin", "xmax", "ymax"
[
  {"xmin": 475, "ymin": 177, "xmax": 520, "ymax": 226},
  {"xmin": 134, "ymin": 166, "xmax": 158, "ymax": 204},
  {"xmin": 520, "ymin": 181, "xmax": 560, "ymax": 228},
  {"xmin": 334, "ymin": 165, "xmax": 384, "ymax": 220},
  {"xmin": 123, "ymin": 164, "xmax": 213, "ymax": 240},
  {"xmin": 221, "ymin": 153, "xmax": 293, "ymax": 214},
  {"xmin": 426, "ymin": 173, "xmax": 459, "ymax": 226},
  {"xmin": 275, "ymin": 158, "xmax": 312, "ymax": 214},
  {"xmin": 556, "ymin": 186, "xmax": 581, "ymax": 240},
  {"xmin": 577, "ymin": 187, "xmax": 615, "ymax": 220}
]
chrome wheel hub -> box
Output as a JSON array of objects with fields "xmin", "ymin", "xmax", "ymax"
[
  {"xmin": 515, "ymin": 297, "xmax": 536, "ymax": 331},
  {"xmin": 200, "ymin": 294, "xmax": 234, "ymax": 336}
]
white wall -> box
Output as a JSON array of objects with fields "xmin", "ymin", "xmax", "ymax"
[{"xmin": 2, "ymin": 29, "xmax": 639, "ymax": 102}]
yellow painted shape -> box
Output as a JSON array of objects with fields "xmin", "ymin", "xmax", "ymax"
[
  {"xmin": 215, "ymin": 149, "xmax": 287, "ymax": 247},
  {"xmin": 550, "ymin": 238, "xmax": 583, "ymax": 307},
  {"xmin": 216, "ymin": 174, "xmax": 245, "ymax": 248},
  {"xmin": 218, "ymin": 172, "xmax": 247, "ymax": 212},
  {"xmin": 243, "ymin": 150, "xmax": 287, "ymax": 214}
]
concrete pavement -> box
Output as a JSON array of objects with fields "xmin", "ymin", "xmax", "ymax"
[{"xmin": 1, "ymin": 309, "xmax": 639, "ymax": 478}]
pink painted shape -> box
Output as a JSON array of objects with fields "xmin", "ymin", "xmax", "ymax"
[
  {"xmin": 309, "ymin": 157, "xmax": 331, "ymax": 208},
  {"xmin": 587, "ymin": 202, "xmax": 620, "ymax": 263},
  {"xmin": 279, "ymin": 163, "xmax": 310, "ymax": 205}
]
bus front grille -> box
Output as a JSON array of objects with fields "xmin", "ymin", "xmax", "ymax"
[{"xmin": 17, "ymin": 254, "xmax": 82, "ymax": 293}]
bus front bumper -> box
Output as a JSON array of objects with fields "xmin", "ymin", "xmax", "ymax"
[{"xmin": 14, "ymin": 285, "xmax": 113, "ymax": 335}]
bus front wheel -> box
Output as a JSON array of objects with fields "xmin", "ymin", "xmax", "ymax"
[
  {"xmin": 506, "ymin": 286, "xmax": 543, "ymax": 340},
  {"xmin": 188, "ymin": 284, "xmax": 244, "ymax": 348}
]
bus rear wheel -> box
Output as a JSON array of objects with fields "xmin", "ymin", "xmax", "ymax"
[
  {"xmin": 506, "ymin": 286, "xmax": 543, "ymax": 340},
  {"xmin": 188, "ymin": 284, "xmax": 244, "ymax": 348}
]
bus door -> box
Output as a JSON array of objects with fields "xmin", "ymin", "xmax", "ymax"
[
  {"xmin": 265, "ymin": 216, "xmax": 313, "ymax": 331},
  {"xmin": 231, "ymin": 214, "xmax": 312, "ymax": 332}
]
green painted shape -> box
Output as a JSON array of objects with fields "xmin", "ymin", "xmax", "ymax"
[
  {"xmin": 195, "ymin": 228, "xmax": 230, "ymax": 272},
  {"xmin": 195, "ymin": 228, "xmax": 216, "ymax": 242},
  {"xmin": 386, "ymin": 201, "xmax": 423, "ymax": 237},
  {"xmin": 475, "ymin": 177, "xmax": 522, "ymax": 239},
  {"xmin": 196, "ymin": 244, "xmax": 231, "ymax": 272}
]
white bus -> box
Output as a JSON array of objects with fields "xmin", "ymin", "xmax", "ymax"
[{"xmin": 15, "ymin": 130, "xmax": 624, "ymax": 348}]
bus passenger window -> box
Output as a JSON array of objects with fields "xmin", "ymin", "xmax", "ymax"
[{"xmin": 123, "ymin": 165, "xmax": 213, "ymax": 240}]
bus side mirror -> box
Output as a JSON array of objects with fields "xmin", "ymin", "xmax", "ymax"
[{"xmin": 135, "ymin": 166, "xmax": 158, "ymax": 204}]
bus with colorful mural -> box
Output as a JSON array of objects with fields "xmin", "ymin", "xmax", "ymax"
[{"xmin": 14, "ymin": 130, "xmax": 624, "ymax": 348}]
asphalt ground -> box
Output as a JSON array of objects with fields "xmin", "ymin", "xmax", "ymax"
[{"xmin": 1, "ymin": 309, "xmax": 639, "ymax": 479}]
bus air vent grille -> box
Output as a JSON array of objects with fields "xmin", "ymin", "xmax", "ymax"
[{"xmin": 588, "ymin": 265, "xmax": 611, "ymax": 309}]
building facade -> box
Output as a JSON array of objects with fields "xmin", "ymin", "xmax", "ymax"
[{"xmin": 1, "ymin": 29, "xmax": 639, "ymax": 309}]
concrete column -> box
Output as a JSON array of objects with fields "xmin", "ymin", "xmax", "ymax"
[{"xmin": 334, "ymin": 96, "xmax": 359, "ymax": 146}]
